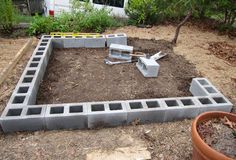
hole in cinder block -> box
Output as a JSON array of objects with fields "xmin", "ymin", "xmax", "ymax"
[
  {"xmin": 6, "ymin": 108, "xmax": 22, "ymax": 116},
  {"xmin": 198, "ymin": 98, "xmax": 212, "ymax": 105},
  {"xmin": 117, "ymin": 34, "xmax": 124, "ymax": 36},
  {"xmin": 54, "ymin": 36, "xmax": 61, "ymax": 38},
  {"xmin": 205, "ymin": 87, "xmax": 217, "ymax": 93},
  {"xmin": 165, "ymin": 100, "xmax": 179, "ymax": 107},
  {"xmin": 38, "ymin": 47, "xmax": 45, "ymax": 51},
  {"xmin": 22, "ymin": 77, "xmax": 33, "ymax": 83},
  {"xmin": 30, "ymin": 63, "xmax": 39, "ymax": 67},
  {"xmin": 26, "ymin": 70, "xmax": 36, "ymax": 75},
  {"xmin": 17, "ymin": 86, "xmax": 29, "ymax": 93},
  {"xmin": 213, "ymin": 97, "xmax": 227, "ymax": 104},
  {"xmin": 50, "ymin": 106, "xmax": 64, "ymax": 114},
  {"xmin": 198, "ymin": 79, "xmax": 209, "ymax": 85},
  {"xmin": 86, "ymin": 36, "xmax": 93, "ymax": 38},
  {"xmin": 146, "ymin": 101, "xmax": 160, "ymax": 108},
  {"xmin": 69, "ymin": 105, "xmax": 83, "ymax": 113},
  {"xmin": 12, "ymin": 96, "xmax": 25, "ymax": 104},
  {"xmin": 109, "ymin": 103, "xmax": 122, "ymax": 110},
  {"xmin": 143, "ymin": 64, "xmax": 147, "ymax": 70},
  {"xmin": 32, "ymin": 57, "xmax": 41, "ymax": 62},
  {"xmin": 42, "ymin": 39, "xmax": 49, "ymax": 42},
  {"xmin": 181, "ymin": 99, "xmax": 194, "ymax": 106},
  {"xmin": 108, "ymin": 34, "xmax": 115, "ymax": 37},
  {"xmin": 36, "ymin": 52, "xmax": 43, "ymax": 55},
  {"xmin": 44, "ymin": 36, "xmax": 51, "ymax": 38},
  {"xmin": 27, "ymin": 107, "xmax": 42, "ymax": 115},
  {"xmin": 91, "ymin": 104, "xmax": 105, "ymax": 111},
  {"xmin": 65, "ymin": 36, "xmax": 72, "ymax": 38},
  {"xmin": 75, "ymin": 36, "xmax": 82, "ymax": 38},
  {"xmin": 129, "ymin": 102, "xmax": 143, "ymax": 109},
  {"xmin": 40, "ymin": 43, "xmax": 47, "ymax": 46}
]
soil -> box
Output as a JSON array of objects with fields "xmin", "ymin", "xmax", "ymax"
[
  {"xmin": 106, "ymin": 25, "xmax": 236, "ymax": 112},
  {"xmin": 208, "ymin": 41, "xmax": 236, "ymax": 66},
  {"xmin": 197, "ymin": 117, "xmax": 236, "ymax": 159},
  {"xmin": 0, "ymin": 38, "xmax": 28, "ymax": 73},
  {"xmin": 37, "ymin": 38, "xmax": 198, "ymax": 104}
]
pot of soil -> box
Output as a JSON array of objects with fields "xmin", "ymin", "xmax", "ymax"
[{"xmin": 191, "ymin": 111, "xmax": 236, "ymax": 160}]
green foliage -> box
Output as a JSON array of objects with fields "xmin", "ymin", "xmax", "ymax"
[
  {"xmin": 28, "ymin": 1, "xmax": 120, "ymax": 35},
  {"xmin": 28, "ymin": 15, "xmax": 53, "ymax": 36},
  {"xmin": 125, "ymin": 0, "xmax": 159, "ymax": 25},
  {"xmin": 0, "ymin": 0, "xmax": 17, "ymax": 33}
]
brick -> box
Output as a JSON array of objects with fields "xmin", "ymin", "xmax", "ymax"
[
  {"xmin": 126, "ymin": 99, "xmax": 166, "ymax": 124},
  {"xmin": 136, "ymin": 57, "xmax": 160, "ymax": 77},
  {"xmin": 106, "ymin": 33, "xmax": 127, "ymax": 47},
  {"xmin": 45, "ymin": 104, "xmax": 88, "ymax": 130},
  {"xmin": 109, "ymin": 44, "xmax": 133, "ymax": 60},
  {"xmin": 0, "ymin": 105, "xmax": 46, "ymax": 132},
  {"xmin": 84, "ymin": 35, "xmax": 106, "ymax": 48},
  {"xmin": 87, "ymin": 101, "xmax": 127, "ymax": 128}
]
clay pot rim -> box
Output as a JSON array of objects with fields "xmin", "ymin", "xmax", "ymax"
[{"xmin": 192, "ymin": 111, "xmax": 235, "ymax": 160}]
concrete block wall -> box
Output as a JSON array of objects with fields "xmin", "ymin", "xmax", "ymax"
[
  {"xmin": 5, "ymin": 36, "xmax": 53, "ymax": 108},
  {"xmin": 0, "ymin": 34, "xmax": 233, "ymax": 133}
]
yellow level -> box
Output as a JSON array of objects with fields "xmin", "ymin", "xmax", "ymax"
[{"xmin": 50, "ymin": 32, "xmax": 101, "ymax": 37}]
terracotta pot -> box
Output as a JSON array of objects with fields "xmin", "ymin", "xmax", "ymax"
[{"xmin": 191, "ymin": 111, "xmax": 236, "ymax": 160}]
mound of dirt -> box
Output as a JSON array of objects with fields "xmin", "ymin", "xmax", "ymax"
[{"xmin": 37, "ymin": 38, "xmax": 199, "ymax": 104}]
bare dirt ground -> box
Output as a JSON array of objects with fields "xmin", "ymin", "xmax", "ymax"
[
  {"xmin": 0, "ymin": 24, "xmax": 235, "ymax": 160},
  {"xmin": 0, "ymin": 38, "xmax": 28, "ymax": 73},
  {"xmin": 37, "ymin": 38, "xmax": 198, "ymax": 104}
]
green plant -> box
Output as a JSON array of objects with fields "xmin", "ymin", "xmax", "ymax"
[
  {"xmin": 0, "ymin": 0, "xmax": 17, "ymax": 33},
  {"xmin": 28, "ymin": 15, "xmax": 53, "ymax": 36},
  {"xmin": 28, "ymin": 1, "xmax": 121, "ymax": 35},
  {"xmin": 125, "ymin": 0, "xmax": 159, "ymax": 25}
]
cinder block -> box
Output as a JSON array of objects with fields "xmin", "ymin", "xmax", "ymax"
[
  {"xmin": 52, "ymin": 36, "xmax": 64, "ymax": 48},
  {"xmin": 196, "ymin": 96, "xmax": 233, "ymax": 113},
  {"xmin": 136, "ymin": 57, "xmax": 160, "ymax": 77},
  {"xmin": 0, "ymin": 105, "xmax": 46, "ymax": 132},
  {"xmin": 87, "ymin": 101, "xmax": 127, "ymax": 128},
  {"xmin": 177, "ymin": 97, "xmax": 202, "ymax": 118},
  {"xmin": 45, "ymin": 104, "xmax": 88, "ymax": 130},
  {"xmin": 63, "ymin": 36, "xmax": 85, "ymax": 48},
  {"xmin": 109, "ymin": 44, "xmax": 133, "ymax": 60},
  {"xmin": 106, "ymin": 33, "xmax": 127, "ymax": 47},
  {"xmin": 126, "ymin": 99, "xmax": 166, "ymax": 124},
  {"xmin": 84, "ymin": 35, "xmax": 106, "ymax": 48},
  {"xmin": 160, "ymin": 98, "xmax": 185, "ymax": 122},
  {"xmin": 190, "ymin": 78, "xmax": 221, "ymax": 96}
]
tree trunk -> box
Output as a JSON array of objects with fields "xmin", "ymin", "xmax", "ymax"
[{"xmin": 172, "ymin": 11, "xmax": 192, "ymax": 44}]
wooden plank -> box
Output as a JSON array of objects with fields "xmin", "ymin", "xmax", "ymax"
[{"xmin": 0, "ymin": 38, "xmax": 33, "ymax": 86}]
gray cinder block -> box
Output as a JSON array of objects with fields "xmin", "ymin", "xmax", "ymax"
[
  {"xmin": 109, "ymin": 44, "xmax": 133, "ymax": 60},
  {"xmin": 190, "ymin": 78, "xmax": 221, "ymax": 96},
  {"xmin": 0, "ymin": 105, "xmax": 46, "ymax": 132},
  {"xmin": 45, "ymin": 104, "xmax": 88, "ymax": 130},
  {"xmin": 106, "ymin": 33, "xmax": 127, "ymax": 47},
  {"xmin": 84, "ymin": 35, "xmax": 106, "ymax": 48},
  {"xmin": 87, "ymin": 101, "xmax": 127, "ymax": 128},
  {"xmin": 136, "ymin": 57, "xmax": 160, "ymax": 77},
  {"xmin": 126, "ymin": 99, "xmax": 166, "ymax": 124},
  {"xmin": 63, "ymin": 36, "xmax": 85, "ymax": 48}
]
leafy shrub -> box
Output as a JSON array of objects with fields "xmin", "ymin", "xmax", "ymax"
[
  {"xmin": 28, "ymin": 15, "xmax": 53, "ymax": 35},
  {"xmin": 125, "ymin": 0, "xmax": 159, "ymax": 25},
  {"xmin": 28, "ymin": 1, "xmax": 121, "ymax": 36},
  {"xmin": 0, "ymin": 0, "xmax": 17, "ymax": 33}
]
